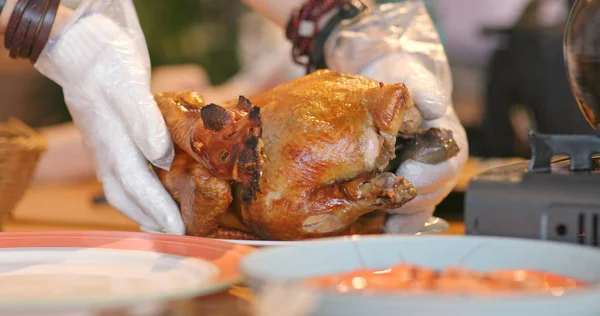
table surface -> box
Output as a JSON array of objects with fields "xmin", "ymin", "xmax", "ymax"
[
  {"xmin": 5, "ymin": 156, "xmax": 521, "ymax": 232},
  {"xmin": 0, "ymin": 157, "xmax": 524, "ymax": 314},
  {"xmin": 4, "ymin": 179, "xmax": 468, "ymax": 234}
]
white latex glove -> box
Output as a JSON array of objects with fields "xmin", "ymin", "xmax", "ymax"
[
  {"xmin": 34, "ymin": 0, "xmax": 185, "ymax": 234},
  {"xmin": 325, "ymin": 2, "xmax": 469, "ymax": 234}
]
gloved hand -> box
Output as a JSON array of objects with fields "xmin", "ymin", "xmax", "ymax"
[
  {"xmin": 34, "ymin": 0, "xmax": 185, "ymax": 234},
  {"xmin": 325, "ymin": 2, "xmax": 469, "ymax": 233}
]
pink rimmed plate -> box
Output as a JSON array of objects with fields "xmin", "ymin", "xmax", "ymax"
[{"xmin": 0, "ymin": 230, "xmax": 254, "ymax": 314}]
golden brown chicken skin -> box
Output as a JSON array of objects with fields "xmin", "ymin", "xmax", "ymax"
[
  {"xmin": 154, "ymin": 92, "xmax": 264, "ymax": 237},
  {"xmin": 156, "ymin": 148, "xmax": 232, "ymax": 237},
  {"xmin": 155, "ymin": 92, "xmax": 264, "ymax": 203},
  {"xmin": 236, "ymin": 70, "xmax": 417, "ymax": 240},
  {"xmin": 155, "ymin": 70, "xmax": 424, "ymax": 240}
]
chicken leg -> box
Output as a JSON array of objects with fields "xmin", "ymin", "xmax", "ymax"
[
  {"xmin": 155, "ymin": 148, "xmax": 232, "ymax": 236},
  {"xmin": 244, "ymin": 171, "xmax": 416, "ymax": 240}
]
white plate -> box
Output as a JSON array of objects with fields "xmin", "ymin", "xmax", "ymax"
[
  {"xmin": 0, "ymin": 231, "xmax": 254, "ymax": 314},
  {"xmin": 218, "ymin": 216, "xmax": 449, "ymax": 247},
  {"xmin": 242, "ymin": 235, "xmax": 600, "ymax": 316}
]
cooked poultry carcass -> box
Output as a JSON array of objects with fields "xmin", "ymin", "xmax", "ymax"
[{"xmin": 154, "ymin": 70, "xmax": 457, "ymax": 240}]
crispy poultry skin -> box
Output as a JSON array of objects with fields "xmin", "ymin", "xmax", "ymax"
[
  {"xmin": 155, "ymin": 92, "xmax": 264, "ymax": 203},
  {"xmin": 155, "ymin": 70, "xmax": 424, "ymax": 240},
  {"xmin": 154, "ymin": 92, "xmax": 263, "ymax": 238},
  {"xmin": 157, "ymin": 148, "xmax": 232, "ymax": 237},
  {"xmin": 236, "ymin": 70, "xmax": 418, "ymax": 240}
]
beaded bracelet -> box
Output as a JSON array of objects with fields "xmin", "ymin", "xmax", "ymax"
[
  {"xmin": 5, "ymin": 0, "xmax": 60, "ymax": 63},
  {"xmin": 286, "ymin": 0, "xmax": 367, "ymax": 74}
]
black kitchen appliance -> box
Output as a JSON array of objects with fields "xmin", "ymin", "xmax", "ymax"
[{"xmin": 465, "ymin": 0, "xmax": 600, "ymax": 246}]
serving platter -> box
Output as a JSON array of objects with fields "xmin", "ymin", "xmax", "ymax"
[
  {"xmin": 0, "ymin": 231, "xmax": 254, "ymax": 314},
  {"xmin": 218, "ymin": 216, "xmax": 449, "ymax": 247},
  {"xmin": 242, "ymin": 235, "xmax": 600, "ymax": 316}
]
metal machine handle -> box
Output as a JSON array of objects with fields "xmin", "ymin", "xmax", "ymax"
[{"xmin": 528, "ymin": 131, "xmax": 600, "ymax": 172}]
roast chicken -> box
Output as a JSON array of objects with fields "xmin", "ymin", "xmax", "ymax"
[{"xmin": 154, "ymin": 70, "xmax": 459, "ymax": 241}]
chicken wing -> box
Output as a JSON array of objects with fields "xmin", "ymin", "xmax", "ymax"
[{"xmin": 154, "ymin": 92, "xmax": 264, "ymax": 203}]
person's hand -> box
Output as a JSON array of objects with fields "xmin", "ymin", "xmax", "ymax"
[
  {"xmin": 325, "ymin": 2, "xmax": 468, "ymax": 233},
  {"xmin": 34, "ymin": 0, "xmax": 185, "ymax": 234}
]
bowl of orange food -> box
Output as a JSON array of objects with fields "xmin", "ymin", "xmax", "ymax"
[{"xmin": 242, "ymin": 235, "xmax": 600, "ymax": 316}]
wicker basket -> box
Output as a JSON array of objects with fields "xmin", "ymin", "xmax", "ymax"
[{"xmin": 0, "ymin": 118, "xmax": 46, "ymax": 222}]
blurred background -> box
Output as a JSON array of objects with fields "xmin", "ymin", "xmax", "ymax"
[{"xmin": 0, "ymin": 0, "xmax": 592, "ymax": 184}]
